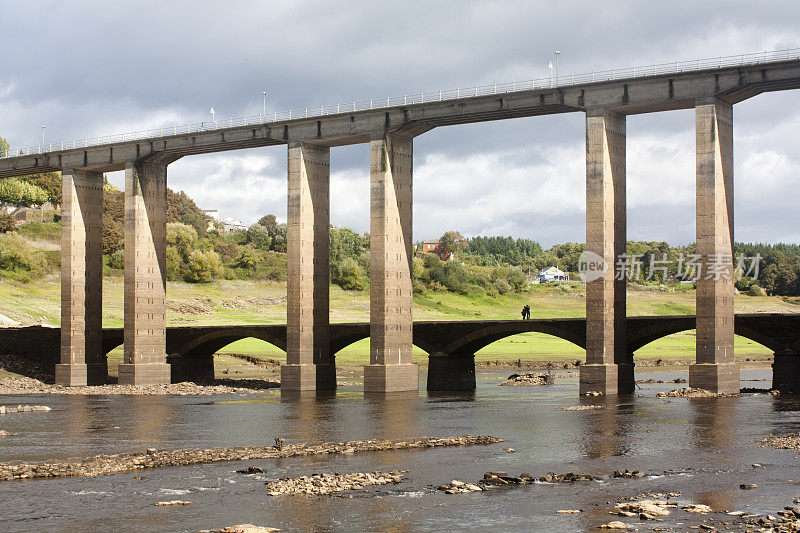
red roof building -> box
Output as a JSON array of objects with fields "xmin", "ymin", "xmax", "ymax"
[{"xmin": 421, "ymin": 241, "xmax": 451, "ymax": 261}]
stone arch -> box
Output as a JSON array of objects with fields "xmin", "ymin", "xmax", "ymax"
[
  {"xmin": 176, "ymin": 327, "xmax": 287, "ymax": 358},
  {"xmin": 626, "ymin": 316, "xmax": 779, "ymax": 354},
  {"xmin": 434, "ymin": 321, "xmax": 586, "ymax": 356}
]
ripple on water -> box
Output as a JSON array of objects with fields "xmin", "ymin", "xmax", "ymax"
[{"xmin": 158, "ymin": 488, "xmax": 191, "ymax": 495}]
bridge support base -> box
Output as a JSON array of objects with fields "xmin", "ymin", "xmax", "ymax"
[
  {"xmin": 427, "ymin": 354, "xmax": 475, "ymax": 391},
  {"xmin": 772, "ymin": 354, "xmax": 800, "ymax": 393},
  {"xmin": 579, "ymin": 364, "xmax": 618, "ymax": 395},
  {"xmin": 281, "ymin": 364, "xmax": 336, "ymax": 391},
  {"xmin": 689, "ymin": 362, "xmax": 739, "ymax": 394},
  {"xmin": 55, "ymin": 362, "xmax": 107, "ymax": 387},
  {"xmin": 364, "ymin": 364, "xmax": 418, "ymax": 393},
  {"xmin": 118, "ymin": 363, "xmax": 171, "ymax": 386},
  {"xmin": 167, "ymin": 355, "xmax": 213, "ymax": 383},
  {"xmin": 617, "ymin": 362, "xmax": 635, "ymax": 394}
]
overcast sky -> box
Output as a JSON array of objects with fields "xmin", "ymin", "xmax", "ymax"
[{"xmin": 1, "ymin": 1, "xmax": 798, "ymax": 246}]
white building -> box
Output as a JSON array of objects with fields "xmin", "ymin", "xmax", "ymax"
[
  {"xmin": 220, "ymin": 216, "xmax": 247, "ymax": 234},
  {"xmin": 538, "ymin": 266, "xmax": 569, "ymax": 283}
]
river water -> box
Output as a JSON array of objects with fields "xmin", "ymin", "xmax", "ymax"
[{"xmin": 1, "ymin": 369, "xmax": 799, "ymax": 532}]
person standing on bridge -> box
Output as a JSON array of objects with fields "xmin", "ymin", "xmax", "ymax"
[{"xmin": 521, "ymin": 304, "xmax": 531, "ymax": 320}]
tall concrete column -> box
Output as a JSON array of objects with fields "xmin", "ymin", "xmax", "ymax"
[
  {"xmin": 690, "ymin": 98, "xmax": 739, "ymax": 393},
  {"xmin": 365, "ymin": 132, "xmax": 418, "ymax": 392},
  {"xmin": 580, "ymin": 109, "xmax": 631, "ymax": 395},
  {"xmin": 55, "ymin": 169, "xmax": 106, "ymax": 386},
  {"xmin": 119, "ymin": 161, "xmax": 170, "ymax": 385},
  {"xmin": 281, "ymin": 142, "xmax": 335, "ymax": 390}
]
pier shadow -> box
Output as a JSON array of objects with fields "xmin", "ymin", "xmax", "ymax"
[{"xmin": 578, "ymin": 397, "xmax": 634, "ymax": 459}]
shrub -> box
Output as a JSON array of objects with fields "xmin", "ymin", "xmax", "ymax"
[
  {"xmin": 166, "ymin": 247, "xmax": 182, "ymax": 281},
  {"xmin": 183, "ymin": 250, "xmax": 222, "ymax": 283},
  {"xmin": 493, "ymin": 278, "xmax": 511, "ymax": 294},
  {"xmin": 0, "ymin": 233, "xmax": 54, "ymax": 282},
  {"xmin": 0, "ymin": 212, "xmax": 15, "ymax": 233},
  {"xmin": 167, "ymin": 222, "xmax": 198, "ymax": 258},
  {"xmin": 334, "ymin": 257, "xmax": 364, "ymax": 290},
  {"xmin": 235, "ymin": 247, "xmax": 260, "ymax": 269},
  {"xmin": 108, "ymin": 249, "xmax": 125, "ymax": 270},
  {"xmin": 254, "ymin": 251, "xmax": 287, "ymax": 281},
  {"xmin": 748, "ymin": 284, "xmax": 766, "ymax": 297},
  {"xmin": 247, "ymin": 224, "xmax": 272, "ymax": 250}
]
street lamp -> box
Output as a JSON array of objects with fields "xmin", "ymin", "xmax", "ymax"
[
  {"xmin": 554, "ymin": 51, "xmax": 561, "ymax": 84},
  {"xmin": 261, "ymin": 91, "xmax": 267, "ymax": 120},
  {"xmin": 41, "ymin": 123, "xmax": 46, "ymax": 147}
]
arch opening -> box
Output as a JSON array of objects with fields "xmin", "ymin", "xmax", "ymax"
[
  {"xmin": 473, "ymin": 331, "xmax": 584, "ymax": 369},
  {"xmin": 333, "ymin": 338, "xmax": 429, "ymax": 366}
]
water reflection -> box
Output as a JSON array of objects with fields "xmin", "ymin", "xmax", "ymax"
[
  {"xmin": 125, "ymin": 396, "xmax": 172, "ymax": 444},
  {"xmin": 689, "ymin": 397, "xmax": 737, "ymax": 452},
  {"xmin": 365, "ymin": 392, "xmax": 419, "ymax": 441},
  {"xmin": 578, "ymin": 397, "xmax": 633, "ymax": 459}
]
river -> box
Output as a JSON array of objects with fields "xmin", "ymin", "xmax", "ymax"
[{"xmin": 0, "ymin": 369, "xmax": 798, "ymax": 532}]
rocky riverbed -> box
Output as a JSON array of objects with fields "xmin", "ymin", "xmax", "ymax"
[
  {"xmin": 0, "ymin": 376, "xmax": 279, "ymax": 395},
  {"xmin": 499, "ymin": 372, "xmax": 568, "ymax": 386},
  {"xmin": 761, "ymin": 432, "xmax": 800, "ymax": 450},
  {"xmin": 0, "ymin": 435, "xmax": 503, "ymax": 481},
  {"xmin": 596, "ymin": 492, "xmax": 800, "ymax": 531},
  {"xmin": 264, "ymin": 470, "xmax": 406, "ymax": 496},
  {"xmin": 656, "ymin": 387, "xmax": 734, "ymax": 398}
]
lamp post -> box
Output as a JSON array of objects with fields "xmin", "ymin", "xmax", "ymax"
[
  {"xmin": 261, "ymin": 91, "xmax": 267, "ymax": 120},
  {"xmin": 41, "ymin": 123, "xmax": 46, "ymax": 148},
  {"xmin": 554, "ymin": 51, "xmax": 560, "ymax": 84}
]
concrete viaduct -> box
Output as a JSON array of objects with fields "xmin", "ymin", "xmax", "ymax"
[{"xmin": 2, "ymin": 53, "xmax": 800, "ymax": 395}]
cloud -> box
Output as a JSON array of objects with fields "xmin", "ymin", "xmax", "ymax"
[{"xmin": 1, "ymin": 1, "xmax": 799, "ymax": 247}]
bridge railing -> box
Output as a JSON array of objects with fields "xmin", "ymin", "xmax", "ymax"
[{"xmin": 3, "ymin": 48, "xmax": 799, "ymax": 160}]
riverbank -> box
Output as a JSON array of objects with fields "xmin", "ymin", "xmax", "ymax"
[
  {"xmin": 0, "ymin": 375, "xmax": 279, "ymax": 395},
  {"xmin": 0, "ymin": 435, "xmax": 503, "ymax": 481}
]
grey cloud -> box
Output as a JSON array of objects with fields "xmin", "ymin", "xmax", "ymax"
[{"xmin": 1, "ymin": 1, "xmax": 799, "ymax": 247}]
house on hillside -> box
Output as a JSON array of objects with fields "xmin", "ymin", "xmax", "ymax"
[
  {"xmin": 202, "ymin": 209, "xmax": 219, "ymax": 231},
  {"xmin": 538, "ymin": 266, "xmax": 569, "ymax": 283},
  {"xmin": 420, "ymin": 241, "xmax": 451, "ymax": 261},
  {"xmin": 220, "ymin": 216, "xmax": 247, "ymax": 234}
]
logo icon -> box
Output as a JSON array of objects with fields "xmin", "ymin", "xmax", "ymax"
[{"xmin": 578, "ymin": 251, "xmax": 607, "ymax": 282}]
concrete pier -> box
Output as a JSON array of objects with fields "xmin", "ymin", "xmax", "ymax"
[
  {"xmin": 282, "ymin": 142, "xmax": 336, "ymax": 390},
  {"xmin": 580, "ymin": 110, "xmax": 631, "ymax": 395},
  {"xmin": 690, "ymin": 98, "xmax": 739, "ymax": 393},
  {"xmin": 365, "ymin": 132, "xmax": 418, "ymax": 392},
  {"xmin": 118, "ymin": 161, "xmax": 171, "ymax": 385},
  {"xmin": 55, "ymin": 169, "xmax": 106, "ymax": 386}
]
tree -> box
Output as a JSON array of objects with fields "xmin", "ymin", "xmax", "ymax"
[
  {"xmin": 167, "ymin": 222, "xmax": 198, "ymax": 258},
  {"xmin": 102, "ymin": 187, "xmax": 125, "ymax": 254},
  {"xmin": 247, "ymin": 223, "xmax": 272, "ymax": 249},
  {"xmin": 0, "ymin": 178, "xmax": 49, "ymax": 209},
  {"xmin": 257, "ymin": 214, "xmax": 278, "ymax": 237},
  {"xmin": 21, "ymin": 172, "xmax": 61, "ymax": 207},
  {"xmin": 183, "ymin": 250, "xmax": 222, "ymax": 283},
  {"xmin": 0, "ymin": 136, "xmax": 8, "ymax": 157},
  {"xmin": 166, "ymin": 189, "xmax": 208, "ymax": 235},
  {"xmin": 271, "ymin": 223, "xmax": 287, "ymax": 252},
  {"xmin": 439, "ymin": 231, "xmax": 467, "ymax": 257}
]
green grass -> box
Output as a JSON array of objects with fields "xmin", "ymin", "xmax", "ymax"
[{"xmin": 16, "ymin": 222, "xmax": 61, "ymax": 242}]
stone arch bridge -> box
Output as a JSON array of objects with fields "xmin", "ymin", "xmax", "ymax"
[{"xmin": 3, "ymin": 313, "xmax": 799, "ymax": 391}]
